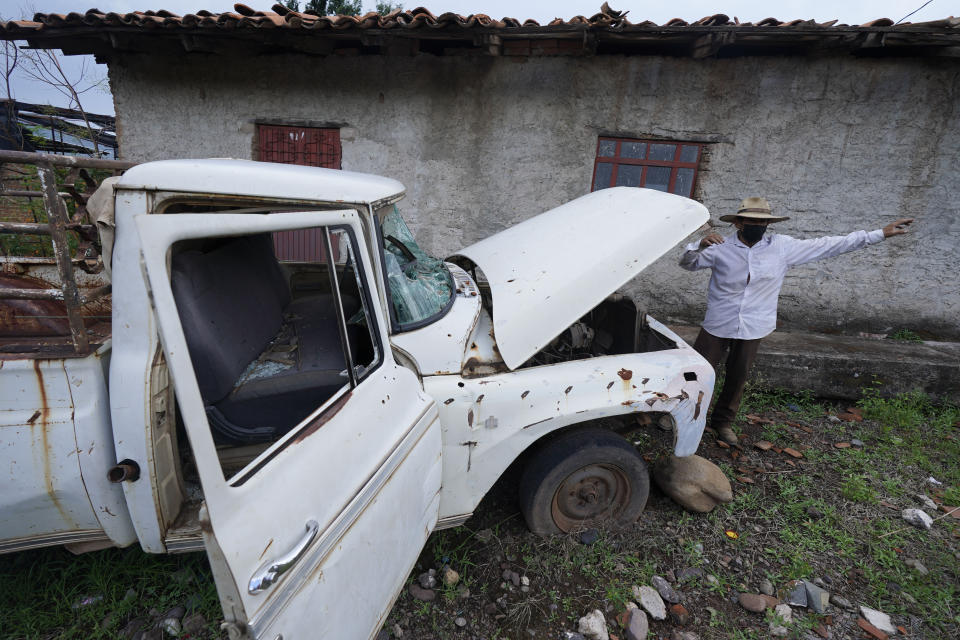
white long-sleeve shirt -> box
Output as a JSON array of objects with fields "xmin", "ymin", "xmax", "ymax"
[{"xmin": 679, "ymin": 229, "xmax": 885, "ymax": 339}]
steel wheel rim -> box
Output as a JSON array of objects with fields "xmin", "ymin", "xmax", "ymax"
[{"xmin": 550, "ymin": 463, "xmax": 631, "ymax": 532}]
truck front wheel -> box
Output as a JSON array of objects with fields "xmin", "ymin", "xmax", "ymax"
[{"xmin": 519, "ymin": 428, "xmax": 649, "ymax": 535}]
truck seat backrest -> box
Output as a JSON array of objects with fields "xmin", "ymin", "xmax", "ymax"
[{"xmin": 171, "ymin": 234, "xmax": 291, "ymax": 404}]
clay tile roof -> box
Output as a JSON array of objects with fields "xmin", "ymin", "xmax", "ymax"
[{"xmin": 1, "ymin": 5, "xmax": 957, "ymax": 58}]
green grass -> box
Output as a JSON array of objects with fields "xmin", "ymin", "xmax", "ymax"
[
  {"xmin": 840, "ymin": 475, "xmax": 879, "ymax": 504},
  {"xmin": 888, "ymin": 329, "xmax": 924, "ymax": 342},
  {"xmin": 737, "ymin": 382, "xmax": 826, "ymax": 421},
  {"xmin": 0, "ymin": 546, "xmax": 221, "ymax": 639}
]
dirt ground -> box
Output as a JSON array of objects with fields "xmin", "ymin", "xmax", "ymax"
[{"xmin": 384, "ymin": 390, "xmax": 960, "ymax": 640}]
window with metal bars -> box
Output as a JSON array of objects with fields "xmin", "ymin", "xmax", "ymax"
[
  {"xmin": 257, "ymin": 124, "xmax": 342, "ymax": 261},
  {"xmin": 591, "ymin": 137, "xmax": 703, "ymax": 198}
]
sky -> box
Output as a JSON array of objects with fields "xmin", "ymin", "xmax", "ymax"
[{"xmin": 2, "ymin": 0, "xmax": 951, "ymax": 115}]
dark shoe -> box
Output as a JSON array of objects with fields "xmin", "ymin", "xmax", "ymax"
[{"xmin": 717, "ymin": 426, "xmax": 738, "ymax": 444}]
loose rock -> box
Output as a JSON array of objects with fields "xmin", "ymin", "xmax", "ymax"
[
  {"xmin": 653, "ymin": 455, "xmax": 733, "ymax": 512},
  {"xmin": 624, "ymin": 609, "xmax": 648, "ymax": 640},
  {"xmin": 858, "ymin": 617, "xmax": 890, "ymax": 640},
  {"xmin": 859, "ymin": 606, "xmax": 897, "ymax": 635},
  {"xmin": 671, "ymin": 632, "xmax": 699, "ymax": 640},
  {"xmin": 669, "ymin": 604, "xmax": 690, "ymax": 625},
  {"xmin": 784, "ymin": 581, "xmax": 807, "ymax": 607},
  {"xmin": 901, "ymin": 508, "xmax": 933, "ymax": 529},
  {"xmin": 563, "ymin": 633, "xmax": 587, "ymax": 640},
  {"xmin": 454, "ymin": 617, "xmax": 467, "ymax": 628},
  {"xmin": 651, "ymin": 575, "xmax": 681, "ymax": 604},
  {"xmin": 632, "ymin": 585, "xmax": 666, "ymax": 620},
  {"xmin": 738, "ymin": 593, "xmax": 769, "ymax": 613},
  {"xmin": 677, "ymin": 567, "xmax": 703, "ymax": 583},
  {"xmin": 774, "ymin": 603, "xmax": 793, "ymax": 625},
  {"xmin": 392, "ymin": 625, "xmax": 403, "ymax": 639},
  {"xmin": 181, "ymin": 613, "xmax": 206, "ymax": 635},
  {"xmin": 578, "ymin": 609, "xmax": 609, "ymax": 640},
  {"xmin": 160, "ymin": 618, "xmax": 181, "ymax": 637},
  {"xmin": 903, "ymin": 558, "xmax": 929, "ymax": 575},
  {"xmin": 804, "ymin": 581, "xmax": 831, "ymax": 613},
  {"xmin": 418, "ymin": 569, "xmax": 437, "ymax": 589},
  {"xmin": 475, "ymin": 528, "xmax": 493, "ymax": 543},
  {"xmin": 409, "ymin": 583, "xmax": 436, "ymax": 602},
  {"xmin": 916, "ymin": 494, "xmax": 938, "ymax": 510},
  {"xmin": 830, "ymin": 594, "xmax": 855, "ymax": 611},
  {"xmin": 441, "ymin": 566, "xmax": 460, "ymax": 587},
  {"xmin": 580, "ymin": 529, "xmax": 600, "ymax": 545},
  {"xmin": 759, "ymin": 579, "xmax": 774, "ymax": 596}
]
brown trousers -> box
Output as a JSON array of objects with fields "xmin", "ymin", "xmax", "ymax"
[{"xmin": 693, "ymin": 328, "xmax": 762, "ymax": 431}]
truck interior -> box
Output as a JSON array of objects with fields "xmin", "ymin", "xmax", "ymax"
[{"xmin": 169, "ymin": 228, "xmax": 378, "ymax": 450}]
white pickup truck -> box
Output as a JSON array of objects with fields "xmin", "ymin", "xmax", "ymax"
[{"xmin": 1, "ymin": 158, "xmax": 714, "ymax": 640}]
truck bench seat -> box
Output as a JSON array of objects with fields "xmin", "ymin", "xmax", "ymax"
[{"xmin": 171, "ymin": 233, "xmax": 361, "ymax": 445}]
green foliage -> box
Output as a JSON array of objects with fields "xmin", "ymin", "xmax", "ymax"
[
  {"xmin": 888, "ymin": 328, "xmax": 923, "ymax": 342},
  {"xmin": 376, "ymin": 1, "xmax": 403, "ymax": 14},
  {"xmin": 737, "ymin": 382, "xmax": 825, "ymax": 421},
  {"xmin": 325, "ymin": 0, "xmax": 362, "ymax": 15},
  {"xmin": 0, "ymin": 546, "xmax": 220, "ymax": 639},
  {"xmin": 288, "ymin": 0, "xmax": 360, "ymax": 15},
  {"xmin": 0, "ymin": 165, "xmax": 106, "ymax": 258},
  {"xmin": 840, "ymin": 475, "xmax": 879, "ymax": 504}
]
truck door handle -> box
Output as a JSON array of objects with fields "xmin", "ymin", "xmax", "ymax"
[{"xmin": 248, "ymin": 520, "xmax": 319, "ymax": 594}]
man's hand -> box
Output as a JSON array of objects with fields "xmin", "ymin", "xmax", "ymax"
[
  {"xmin": 699, "ymin": 233, "xmax": 724, "ymax": 249},
  {"xmin": 883, "ymin": 218, "xmax": 914, "ymax": 238}
]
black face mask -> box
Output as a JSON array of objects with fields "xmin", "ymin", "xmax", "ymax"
[{"xmin": 741, "ymin": 224, "xmax": 766, "ymax": 244}]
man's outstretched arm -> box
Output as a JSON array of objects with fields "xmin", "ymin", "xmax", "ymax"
[{"xmin": 784, "ymin": 218, "xmax": 913, "ymax": 267}]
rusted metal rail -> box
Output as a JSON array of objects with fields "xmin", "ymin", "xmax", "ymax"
[{"xmin": 0, "ymin": 150, "xmax": 135, "ymax": 355}]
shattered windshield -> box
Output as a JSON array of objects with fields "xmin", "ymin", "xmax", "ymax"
[{"xmin": 379, "ymin": 206, "xmax": 454, "ymax": 330}]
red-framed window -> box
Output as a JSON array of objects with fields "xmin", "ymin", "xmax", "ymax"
[
  {"xmin": 257, "ymin": 124, "xmax": 342, "ymax": 261},
  {"xmin": 591, "ymin": 137, "xmax": 703, "ymax": 198}
]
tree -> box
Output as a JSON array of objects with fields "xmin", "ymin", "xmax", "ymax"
[
  {"xmin": 325, "ymin": 0, "xmax": 362, "ymax": 15},
  {"xmin": 17, "ymin": 48, "xmax": 107, "ymax": 155},
  {"xmin": 376, "ymin": 2, "xmax": 403, "ymax": 14},
  {"xmin": 282, "ymin": 0, "xmax": 365, "ymax": 16}
]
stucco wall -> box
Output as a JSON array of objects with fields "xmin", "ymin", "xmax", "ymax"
[{"xmin": 109, "ymin": 53, "xmax": 960, "ymax": 339}]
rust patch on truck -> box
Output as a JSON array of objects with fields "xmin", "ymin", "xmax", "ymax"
[
  {"xmin": 694, "ymin": 390, "xmax": 705, "ymax": 419},
  {"xmin": 33, "ymin": 360, "xmax": 72, "ymax": 526},
  {"xmin": 259, "ymin": 538, "xmax": 274, "ymax": 561},
  {"xmin": 617, "ymin": 368, "xmax": 632, "ymax": 381}
]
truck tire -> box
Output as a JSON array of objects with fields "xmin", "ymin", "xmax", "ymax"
[{"xmin": 519, "ymin": 428, "xmax": 649, "ymax": 535}]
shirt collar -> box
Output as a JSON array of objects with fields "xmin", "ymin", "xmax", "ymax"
[{"xmin": 730, "ymin": 232, "xmax": 773, "ymax": 249}]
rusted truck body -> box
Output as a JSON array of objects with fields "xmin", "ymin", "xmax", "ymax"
[{"xmin": 0, "ymin": 156, "xmax": 713, "ymax": 639}]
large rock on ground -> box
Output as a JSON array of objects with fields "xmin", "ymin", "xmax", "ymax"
[
  {"xmin": 653, "ymin": 455, "xmax": 733, "ymax": 512},
  {"xmin": 578, "ymin": 609, "xmax": 609, "ymax": 640}
]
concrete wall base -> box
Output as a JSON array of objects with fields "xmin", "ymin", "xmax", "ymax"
[{"xmin": 670, "ymin": 326, "xmax": 960, "ymax": 405}]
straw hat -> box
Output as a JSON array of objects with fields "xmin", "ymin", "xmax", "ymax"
[{"xmin": 719, "ymin": 197, "xmax": 790, "ymax": 223}]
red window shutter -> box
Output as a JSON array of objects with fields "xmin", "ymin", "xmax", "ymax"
[{"xmin": 257, "ymin": 125, "xmax": 342, "ymax": 261}]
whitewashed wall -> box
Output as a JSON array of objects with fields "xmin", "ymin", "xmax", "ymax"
[{"xmin": 110, "ymin": 53, "xmax": 960, "ymax": 338}]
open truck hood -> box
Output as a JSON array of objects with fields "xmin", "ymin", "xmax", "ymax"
[{"xmin": 450, "ymin": 187, "xmax": 709, "ymax": 370}]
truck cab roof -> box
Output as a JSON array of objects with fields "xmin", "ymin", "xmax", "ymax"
[{"xmin": 116, "ymin": 158, "xmax": 405, "ymax": 207}]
